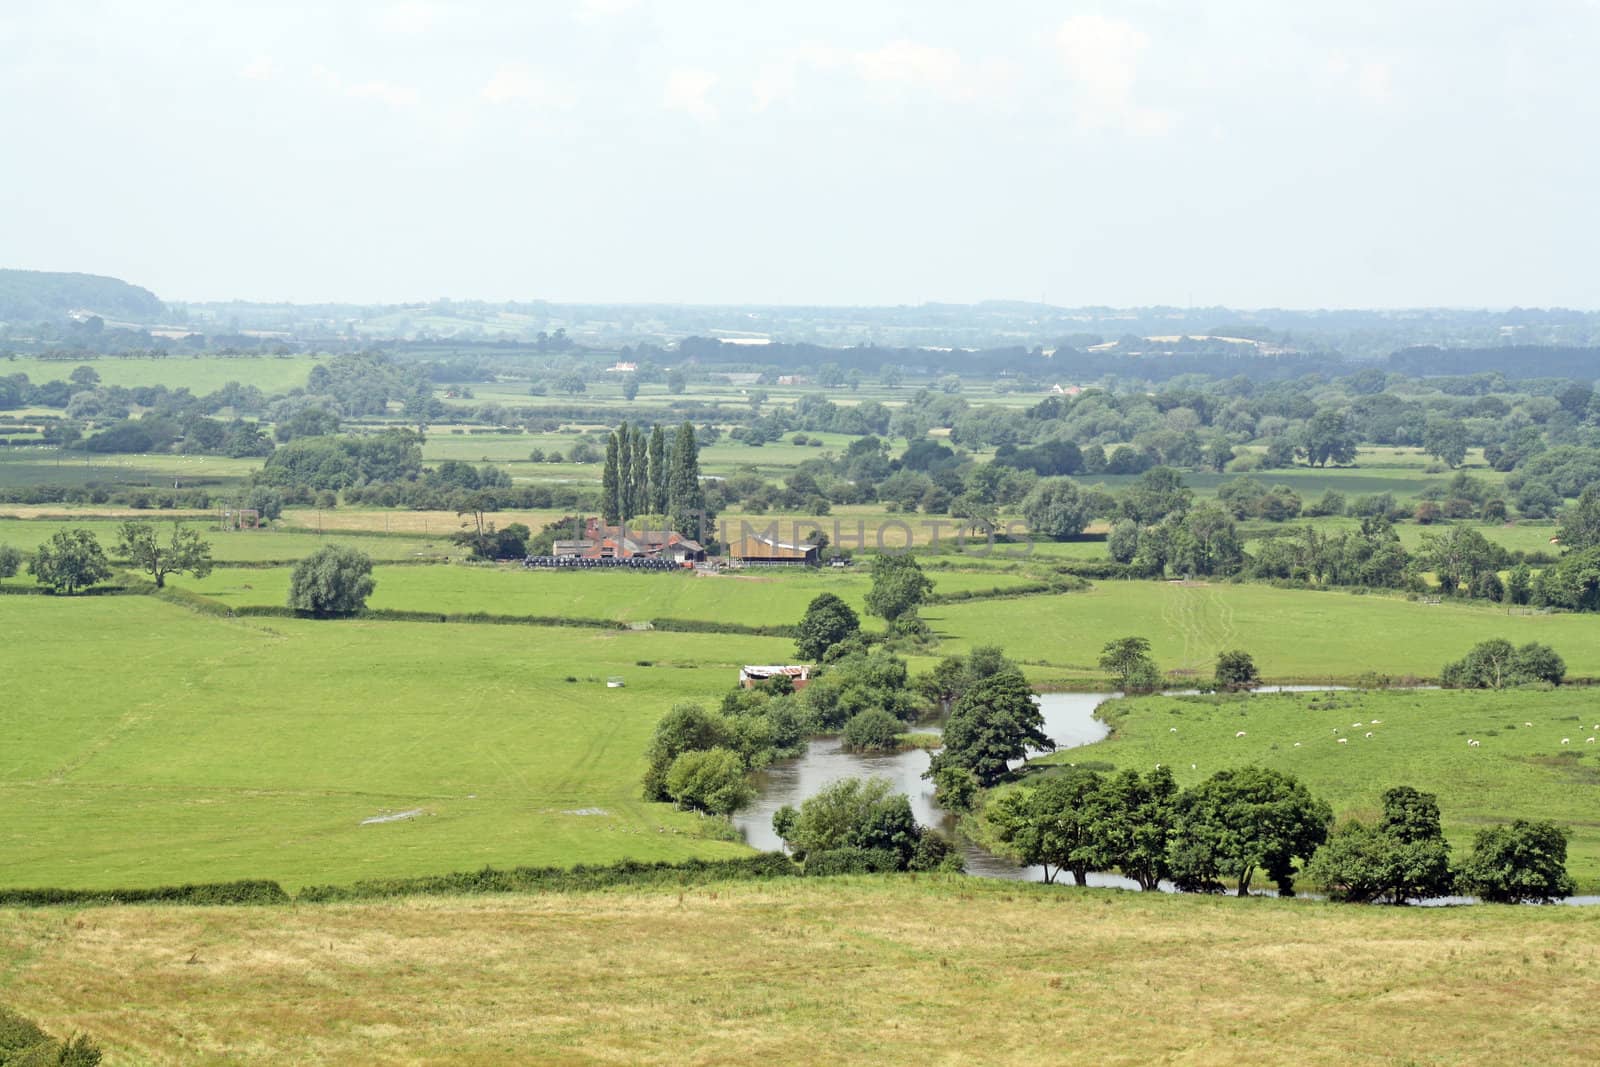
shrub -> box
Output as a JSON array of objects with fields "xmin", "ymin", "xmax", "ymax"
[
  {"xmin": 287, "ymin": 545, "xmax": 375, "ymax": 616},
  {"xmin": 663, "ymin": 747, "xmax": 753, "ymax": 815},
  {"xmin": 840, "ymin": 708, "xmax": 902, "ymax": 753},
  {"xmin": 0, "ymin": 543, "xmax": 20, "ymax": 579},
  {"xmin": 1441, "ymin": 639, "xmax": 1565, "ymax": 688},
  {"xmin": 1457, "ymin": 820, "xmax": 1576, "ymax": 903},
  {"xmin": 803, "ymin": 847, "xmax": 901, "ymax": 875},
  {"xmin": 1213, "ymin": 649, "xmax": 1260, "ymax": 692}
]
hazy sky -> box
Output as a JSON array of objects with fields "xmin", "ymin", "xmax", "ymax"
[{"xmin": 4, "ymin": 1, "xmax": 1598, "ymax": 308}]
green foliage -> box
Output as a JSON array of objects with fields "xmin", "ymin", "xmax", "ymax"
[
  {"xmin": 802, "ymin": 647, "xmax": 917, "ymax": 729},
  {"xmin": 988, "ymin": 768, "xmax": 1109, "ymax": 885},
  {"xmin": 1440, "ymin": 639, "xmax": 1565, "ymax": 689},
  {"xmin": 642, "ymin": 703, "xmax": 735, "ymax": 801},
  {"xmin": 286, "ymin": 545, "xmax": 375, "ymax": 616},
  {"xmin": 775, "ymin": 777, "xmax": 945, "ymax": 872},
  {"xmin": 0, "ymin": 543, "xmax": 20, "ymax": 579},
  {"xmin": 930, "ymin": 663, "xmax": 1051, "ymax": 787},
  {"xmin": 28, "ymin": 529, "xmax": 111, "ymax": 595},
  {"xmin": 1534, "ymin": 545, "xmax": 1600, "ymax": 611},
  {"xmin": 0, "ymin": 880, "xmax": 289, "ymax": 907},
  {"xmin": 116, "ymin": 520, "xmax": 213, "ymax": 589},
  {"xmin": 0, "ymin": 1006, "xmax": 102, "ymax": 1067},
  {"xmin": 1457, "ymin": 820, "xmax": 1576, "ymax": 903},
  {"xmin": 1107, "ymin": 519, "xmax": 1140, "ymax": 563},
  {"xmin": 1169, "ymin": 766, "xmax": 1332, "ymax": 896},
  {"xmin": 663, "ymin": 747, "xmax": 753, "ymax": 815},
  {"xmin": 802, "ymin": 847, "xmax": 901, "ymax": 875},
  {"xmin": 1298, "ymin": 408, "xmax": 1357, "ymax": 467},
  {"xmin": 1304, "ymin": 786, "xmax": 1454, "ymax": 903},
  {"xmin": 1213, "ymin": 649, "xmax": 1259, "ymax": 692},
  {"xmin": 1556, "ymin": 485, "xmax": 1600, "ymax": 552},
  {"xmin": 863, "ymin": 553, "xmax": 934, "ymax": 627},
  {"xmin": 1098, "ymin": 636, "xmax": 1160, "ymax": 692},
  {"xmin": 669, "ymin": 421, "xmax": 710, "ymax": 540},
  {"xmin": 1020, "ymin": 477, "xmax": 1092, "ymax": 540},
  {"xmin": 794, "ymin": 592, "xmax": 860, "ymax": 661},
  {"xmin": 840, "ymin": 708, "xmax": 903, "ymax": 753}
]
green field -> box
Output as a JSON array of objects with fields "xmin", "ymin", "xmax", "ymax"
[
  {"xmin": 0, "ymin": 449, "xmax": 260, "ymax": 489},
  {"xmin": 2, "ymin": 876, "xmax": 1597, "ymax": 1065},
  {"xmin": 0, "ymin": 596, "xmax": 795, "ymax": 890},
  {"xmin": 162, "ymin": 562, "xmax": 1047, "ymax": 620},
  {"xmin": 927, "ymin": 580, "xmax": 1600, "ymax": 683},
  {"xmin": 0, "ymin": 517, "xmax": 455, "ymax": 563},
  {"xmin": 0, "ymin": 354, "xmax": 319, "ymax": 392},
  {"xmin": 1028, "ymin": 688, "xmax": 1600, "ymax": 890}
]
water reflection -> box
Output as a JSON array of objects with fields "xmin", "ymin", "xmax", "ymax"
[{"xmin": 732, "ymin": 687, "xmax": 1598, "ymax": 905}]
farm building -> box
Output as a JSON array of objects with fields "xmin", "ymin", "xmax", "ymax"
[
  {"xmin": 729, "ymin": 533, "xmax": 820, "ymax": 566},
  {"xmin": 739, "ymin": 665, "xmax": 812, "ymax": 690},
  {"xmin": 552, "ymin": 519, "xmax": 705, "ymax": 563}
]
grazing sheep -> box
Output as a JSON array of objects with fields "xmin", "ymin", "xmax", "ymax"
[
  {"xmin": 1235, "ymin": 731, "xmax": 1247, "ymax": 738},
  {"xmin": 1525, "ymin": 722, "xmax": 1534, "ymax": 727},
  {"xmin": 1562, "ymin": 738, "xmax": 1571, "ymax": 745},
  {"xmin": 1352, "ymin": 722, "xmax": 1364, "ymax": 728},
  {"xmin": 1370, "ymin": 720, "xmax": 1382, "ymax": 725},
  {"xmin": 1170, "ymin": 727, "xmax": 1178, "ymax": 732},
  {"xmin": 1467, "ymin": 739, "xmax": 1480, "ymax": 747},
  {"xmin": 1293, "ymin": 742, "xmax": 1302, "ymax": 747},
  {"xmin": 1588, "ymin": 737, "xmax": 1597, "ymax": 744},
  {"xmin": 1365, "ymin": 732, "xmax": 1374, "ymax": 738},
  {"xmin": 1337, "ymin": 738, "xmax": 1348, "ymax": 744}
]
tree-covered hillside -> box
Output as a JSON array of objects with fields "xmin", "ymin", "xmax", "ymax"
[{"xmin": 0, "ymin": 269, "xmax": 164, "ymax": 324}]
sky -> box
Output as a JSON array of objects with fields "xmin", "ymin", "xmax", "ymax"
[{"xmin": 3, "ymin": 0, "xmax": 1599, "ymax": 308}]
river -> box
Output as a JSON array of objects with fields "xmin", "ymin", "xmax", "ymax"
[{"xmin": 731, "ymin": 689, "xmax": 1600, "ymax": 905}]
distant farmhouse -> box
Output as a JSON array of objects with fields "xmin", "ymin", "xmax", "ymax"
[
  {"xmin": 729, "ymin": 532, "xmax": 821, "ymax": 566},
  {"xmin": 553, "ymin": 518, "xmax": 705, "ymax": 563}
]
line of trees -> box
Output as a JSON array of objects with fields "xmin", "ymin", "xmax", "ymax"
[
  {"xmin": 989, "ymin": 770, "xmax": 1574, "ymax": 903},
  {"xmin": 600, "ymin": 421, "xmax": 709, "ymax": 538}
]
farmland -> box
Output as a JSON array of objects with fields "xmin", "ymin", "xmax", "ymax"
[
  {"xmin": 2, "ymin": 876, "xmax": 1597, "ymax": 1065},
  {"xmin": 927, "ymin": 580, "xmax": 1600, "ymax": 683},
  {"xmin": 0, "ymin": 595, "xmax": 788, "ymax": 890},
  {"xmin": 1028, "ymin": 687, "xmax": 1600, "ymax": 890}
]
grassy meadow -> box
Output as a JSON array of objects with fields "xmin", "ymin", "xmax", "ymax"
[
  {"xmin": 0, "ymin": 516, "xmax": 455, "ymax": 563},
  {"xmin": 1030, "ymin": 688, "xmax": 1600, "ymax": 890},
  {"xmin": 926, "ymin": 580, "xmax": 1600, "ymax": 683},
  {"xmin": 0, "ymin": 354, "xmax": 319, "ymax": 392},
  {"xmin": 161, "ymin": 561, "xmax": 1046, "ymax": 620},
  {"xmin": 0, "ymin": 595, "xmax": 794, "ymax": 890},
  {"xmin": 2, "ymin": 876, "xmax": 1598, "ymax": 1065}
]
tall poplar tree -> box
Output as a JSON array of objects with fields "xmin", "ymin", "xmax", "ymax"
[
  {"xmin": 648, "ymin": 424, "xmax": 668, "ymax": 514},
  {"xmin": 617, "ymin": 421, "xmax": 634, "ymax": 520},
  {"xmin": 601, "ymin": 433, "xmax": 621, "ymax": 524},
  {"xmin": 669, "ymin": 421, "xmax": 709, "ymax": 539},
  {"xmin": 629, "ymin": 425, "xmax": 649, "ymax": 519}
]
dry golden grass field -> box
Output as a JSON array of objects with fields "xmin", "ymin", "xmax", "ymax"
[{"xmin": 3, "ymin": 876, "xmax": 1598, "ymax": 1065}]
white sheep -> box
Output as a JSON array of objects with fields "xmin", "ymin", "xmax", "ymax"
[
  {"xmin": 1293, "ymin": 742, "xmax": 1302, "ymax": 747},
  {"xmin": 1370, "ymin": 720, "xmax": 1382, "ymax": 725},
  {"xmin": 1352, "ymin": 722, "xmax": 1364, "ymax": 728},
  {"xmin": 1524, "ymin": 722, "xmax": 1534, "ymax": 727},
  {"xmin": 1365, "ymin": 731, "xmax": 1374, "ymax": 738},
  {"xmin": 1588, "ymin": 737, "xmax": 1596, "ymax": 744},
  {"xmin": 1170, "ymin": 727, "xmax": 1178, "ymax": 732},
  {"xmin": 1467, "ymin": 739, "xmax": 1480, "ymax": 747},
  {"xmin": 1562, "ymin": 738, "xmax": 1571, "ymax": 745},
  {"xmin": 1337, "ymin": 738, "xmax": 1348, "ymax": 744},
  {"xmin": 1235, "ymin": 730, "xmax": 1247, "ymax": 738}
]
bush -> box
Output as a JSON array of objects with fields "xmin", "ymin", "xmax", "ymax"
[
  {"xmin": 1457, "ymin": 820, "xmax": 1576, "ymax": 903},
  {"xmin": 0, "ymin": 880, "xmax": 289, "ymax": 907},
  {"xmin": 663, "ymin": 747, "xmax": 753, "ymax": 815},
  {"xmin": 287, "ymin": 545, "xmax": 375, "ymax": 616},
  {"xmin": 840, "ymin": 708, "xmax": 902, "ymax": 753},
  {"xmin": 1441, "ymin": 639, "xmax": 1565, "ymax": 688},
  {"xmin": 1213, "ymin": 649, "xmax": 1260, "ymax": 692},
  {"xmin": 803, "ymin": 847, "xmax": 901, "ymax": 875},
  {"xmin": 0, "ymin": 543, "xmax": 20, "ymax": 579}
]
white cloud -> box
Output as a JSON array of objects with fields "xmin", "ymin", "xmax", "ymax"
[
  {"xmin": 855, "ymin": 40, "xmax": 962, "ymax": 90},
  {"xmin": 663, "ymin": 67, "xmax": 718, "ymax": 121},
  {"xmin": 481, "ymin": 65, "xmax": 577, "ymax": 109},
  {"xmin": 1055, "ymin": 15, "xmax": 1175, "ymax": 135},
  {"xmin": 240, "ymin": 56, "xmax": 274, "ymax": 81},
  {"xmin": 577, "ymin": 0, "xmax": 638, "ymax": 18},
  {"xmin": 752, "ymin": 44, "xmax": 843, "ymax": 111},
  {"xmin": 346, "ymin": 80, "xmax": 422, "ymax": 109},
  {"xmin": 1356, "ymin": 61, "xmax": 1393, "ymax": 103},
  {"xmin": 380, "ymin": 2, "xmax": 438, "ymax": 35}
]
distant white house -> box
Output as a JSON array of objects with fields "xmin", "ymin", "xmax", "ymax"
[{"xmin": 605, "ymin": 361, "xmax": 638, "ymax": 373}]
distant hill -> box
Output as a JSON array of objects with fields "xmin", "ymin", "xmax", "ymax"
[{"xmin": 0, "ymin": 269, "xmax": 164, "ymax": 324}]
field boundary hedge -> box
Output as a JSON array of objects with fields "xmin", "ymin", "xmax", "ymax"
[{"xmin": 0, "ymin": 856, "xmax": 799, "ymax": 908}]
